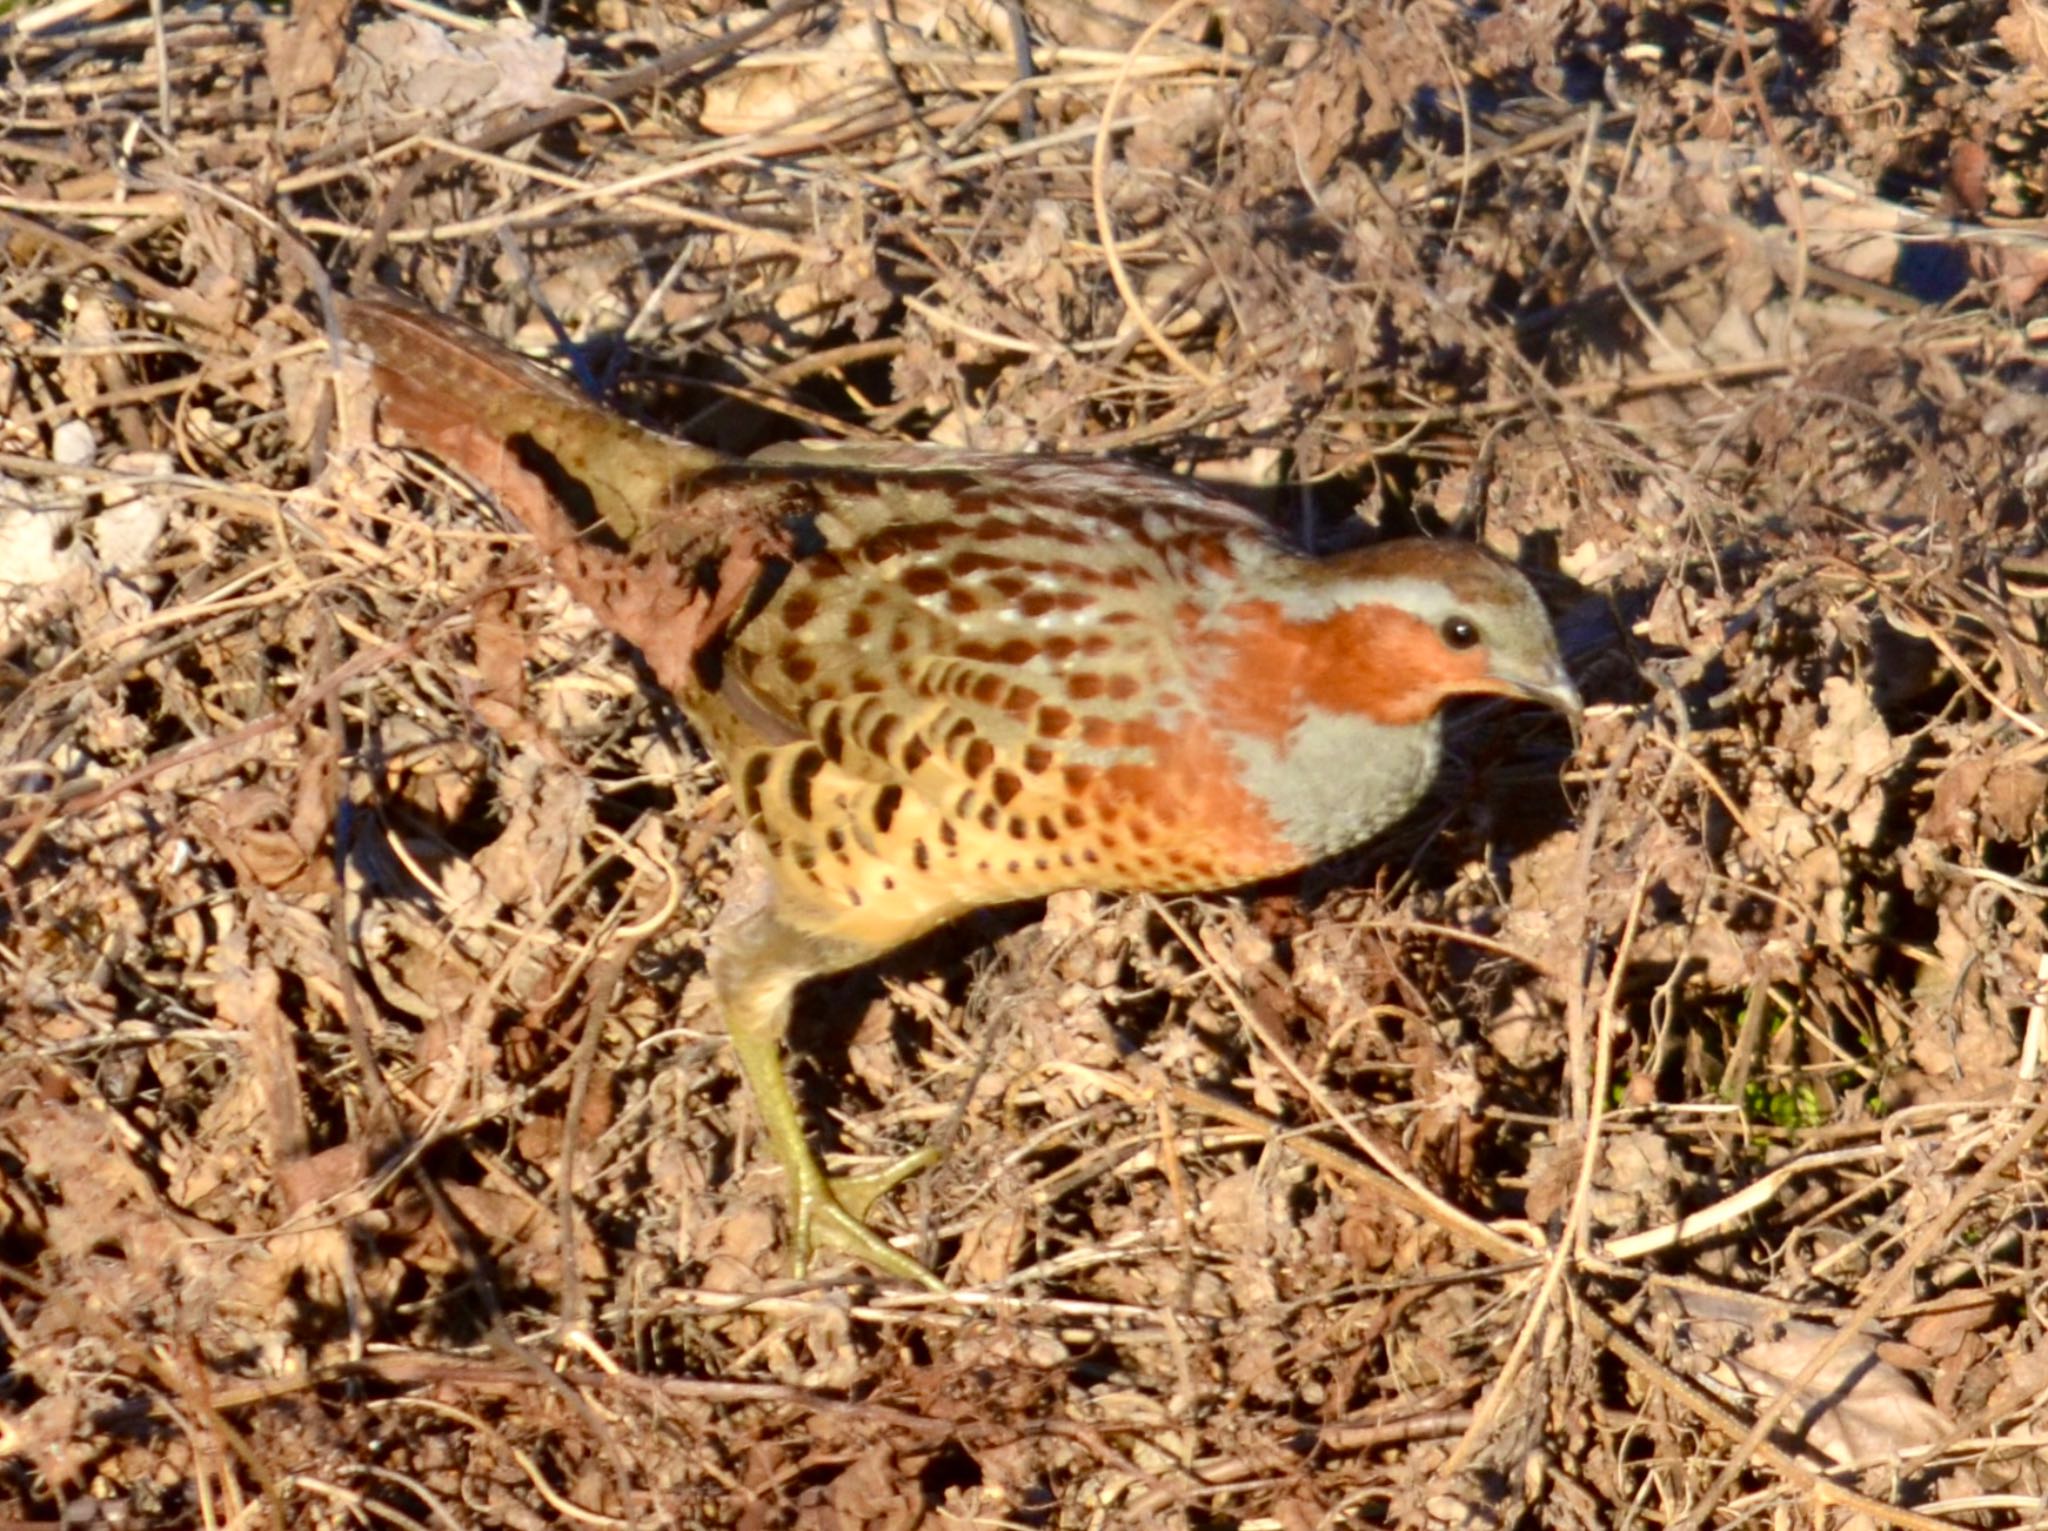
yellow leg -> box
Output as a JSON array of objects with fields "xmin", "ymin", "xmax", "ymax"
[{"xmin": 710, "ymin": 908, "xmax": 945, "ymax": 1291}]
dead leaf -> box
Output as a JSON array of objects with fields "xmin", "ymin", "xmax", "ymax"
[
  {"xmin": 1807, "ymin": 676, "xmax": 1896, "ymax": 845},
  {"xmin": 338, "ymin": 17, "xmax": 565, "ymax": 127},
  {"xmin": 261, "ymin": 0, "xmax": 349, "ymax": 103},
  {"xmin": 1902, "ymin": 1293, "xmax": 2000, "ymax": 1359},
  {"xmin": 1996, "ymin": 0, "xmax": 2048, "ymax": 78},
  {"xmin": 214, "ymin": 946, "xmax": 308, "ymax": 1169},
  {"xmin": 1668, "ymin": 1288, "xmax": 1952, "ymax": 1468}
]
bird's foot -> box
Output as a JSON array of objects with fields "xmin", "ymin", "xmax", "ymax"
[{"xmin": 788, "ymin": 1147, "xmax": 945, "ymax": 1291}]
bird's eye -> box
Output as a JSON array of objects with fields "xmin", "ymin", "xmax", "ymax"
[{"xmin": 1440, "ymin": 615, "xmax": 1481, "ymax": 650}]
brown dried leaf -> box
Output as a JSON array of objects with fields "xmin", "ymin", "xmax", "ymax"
[
  {"xmin": 469, "ymin": 586, "xmax": 538, "ymax": 745},
  {"xmin": 1981, "ymin": 761, "xmax": 2048, "ymax": 841},
  {"xmin": 1903, "ymin": 1292, "xmax": 2001, "ymax": 1359},
  {"xmin": 1672, "ymin": 1288, "xmax": 1951, "ymax": 1468},
  {"xmin": 338, "ymin": 17, "xmax": 565, "ymax": 126},
  {"xmin": 1997, "ymin": 0, "xmax": 2048, "ymax": 78},
  {"xmin": 473, "ymin": 756, "xmax": 587, "ymax": 915},
  {"xmin": 214, "ymin": 949, "xmax": 308, "ymax": 1169},
  {"xmin": 261, "ymin": 0, "xmax": 348, "ymax": 103},
  {"xmin": 1807, "ymin": 676, "xmax": 1897, "ymax": 845}
]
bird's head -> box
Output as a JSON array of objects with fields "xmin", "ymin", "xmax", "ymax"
[
  {"xmin": 1206, "ymin": 539, "xmax": 1581, "ymax": 740},
  {"xmin": 1348, "ymin": 541, "xmax": 1582, "ymax": 729}
]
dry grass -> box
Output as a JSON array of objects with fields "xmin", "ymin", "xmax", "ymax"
[{"xmin": 4, "ymin": 1, "xmax": 2048, "ymax": 1526}]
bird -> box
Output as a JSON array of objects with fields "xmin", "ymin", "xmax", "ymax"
[{"xmin": 338, "ymin": 292, "xmax": 1581, "ymax": 1291}]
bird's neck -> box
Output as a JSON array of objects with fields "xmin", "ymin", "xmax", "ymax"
[
  {"xmin": 1218, "ymin": 707, "xmax": 1444, "ymax": 862},
  {"xmin": 1167, "ymin": 587, "xmax": 1473, "ymax": 862}
]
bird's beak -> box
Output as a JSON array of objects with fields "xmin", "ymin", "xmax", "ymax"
[
  {"xmin": 1454, "ymin": 657, "xmax": 1583, "ymax": 745},
  {"xmin": 1515, "ymin": 665, "xmax": 1581, "ymax": 722},
  {"xmin": 1511, "ymin": 664, "xmax": 1583, "ymax": 746},
  {"xmin": 1479, "ymin": 659, "xmax": 1582, "ymax": 745}
]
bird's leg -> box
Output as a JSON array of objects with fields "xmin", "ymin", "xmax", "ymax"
[{"xmin": 709, "ymin": 906, "xmax": 945, "ymax": 1291}]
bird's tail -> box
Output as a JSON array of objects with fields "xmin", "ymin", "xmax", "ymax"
[
  {"xmin": 340, "ymin": 292, "xmax": 783, "ymax": 698},
  {"xmin": 338, "ymin": 293, "xmax": 724, "ymax": 552}
]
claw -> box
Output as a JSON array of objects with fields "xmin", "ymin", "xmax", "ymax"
[
  {"xmin": 830, "ymin": 1146, "xmax": 944, "ymax": 1220},
  {"xmin": 788, "ymin": 1148, "xmax": 946, "ymax": 1291}
]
